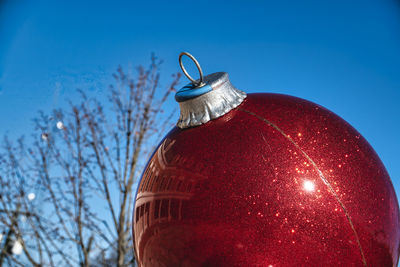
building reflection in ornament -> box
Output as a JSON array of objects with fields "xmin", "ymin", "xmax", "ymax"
[{"xmin": 133, "ymin": 137, "xmax": 208, "ymax": 265}]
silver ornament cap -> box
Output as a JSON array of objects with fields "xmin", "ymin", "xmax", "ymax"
[{"xmin": 175, "ymin": 52, "xmax": 247, "ymax": 129}]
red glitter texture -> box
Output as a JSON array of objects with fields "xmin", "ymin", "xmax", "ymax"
[{"xmin": 133, "ymin": 93, "xmax": 400, "ymax": 267}]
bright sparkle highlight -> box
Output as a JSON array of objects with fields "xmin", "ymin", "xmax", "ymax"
[
  {"xmin": 303, "ymin": 180, "xmax": 315, "ymax": 192},
  {"xmin": 56, "ymin": 121, "xmax": 64, "ymax": 129},
  {"xmin": 12, "ymin": 240, "xmax": 23, "ymax": 255},
  {"xmin": 28, "ymin": 193, "xmax": 36, "ymax": 201}
]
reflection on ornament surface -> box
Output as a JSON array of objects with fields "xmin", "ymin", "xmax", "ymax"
[
  {"xmin": 133, "ymin": 93, "xmax": 399, "ymax": 267},
  {"xmin": 303, "ymin": 180, "xmax": 315, "ymax": 192}
]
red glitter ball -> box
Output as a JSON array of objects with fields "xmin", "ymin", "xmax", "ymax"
[{"xmin": 133, "ymin": 93, "xmax": 400, "ymax": 267}]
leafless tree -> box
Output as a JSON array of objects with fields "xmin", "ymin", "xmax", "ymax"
[{"xmin": 0, "ymin": 55, "xmax": 181, "ymax": 266}]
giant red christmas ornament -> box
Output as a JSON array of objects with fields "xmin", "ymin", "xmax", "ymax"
[{"xmin": 133, "ymin": 52, "xmax": 400, "ymax": 266}]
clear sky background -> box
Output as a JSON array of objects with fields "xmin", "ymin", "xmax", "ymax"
[{"xmin": 1, "ymin": 0, "xmax": 399, "ymax": 201}]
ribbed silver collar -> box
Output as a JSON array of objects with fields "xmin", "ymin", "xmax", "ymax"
[{"xmin": 176, "ymin": 72, "xmax": 246, "ymax": 129}]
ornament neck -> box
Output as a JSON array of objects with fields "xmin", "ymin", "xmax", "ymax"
[{"xmin": 175, "ymin": 53, "xmax": 246, "ymax": 129}]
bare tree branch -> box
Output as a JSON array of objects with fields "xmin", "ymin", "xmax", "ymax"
[{"xmin": 0, "ymin": 56, "xmax": 180, "ymax": 267}]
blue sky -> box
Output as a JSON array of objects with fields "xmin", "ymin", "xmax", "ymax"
[{"xmin": 1, "ymin": 0, "xmax": 400, "ymax": 198}]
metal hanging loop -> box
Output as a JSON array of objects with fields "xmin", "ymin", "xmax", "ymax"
[{"xmin": 179, "ymin": 52, "xmax": 205, "ymax": 87}]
